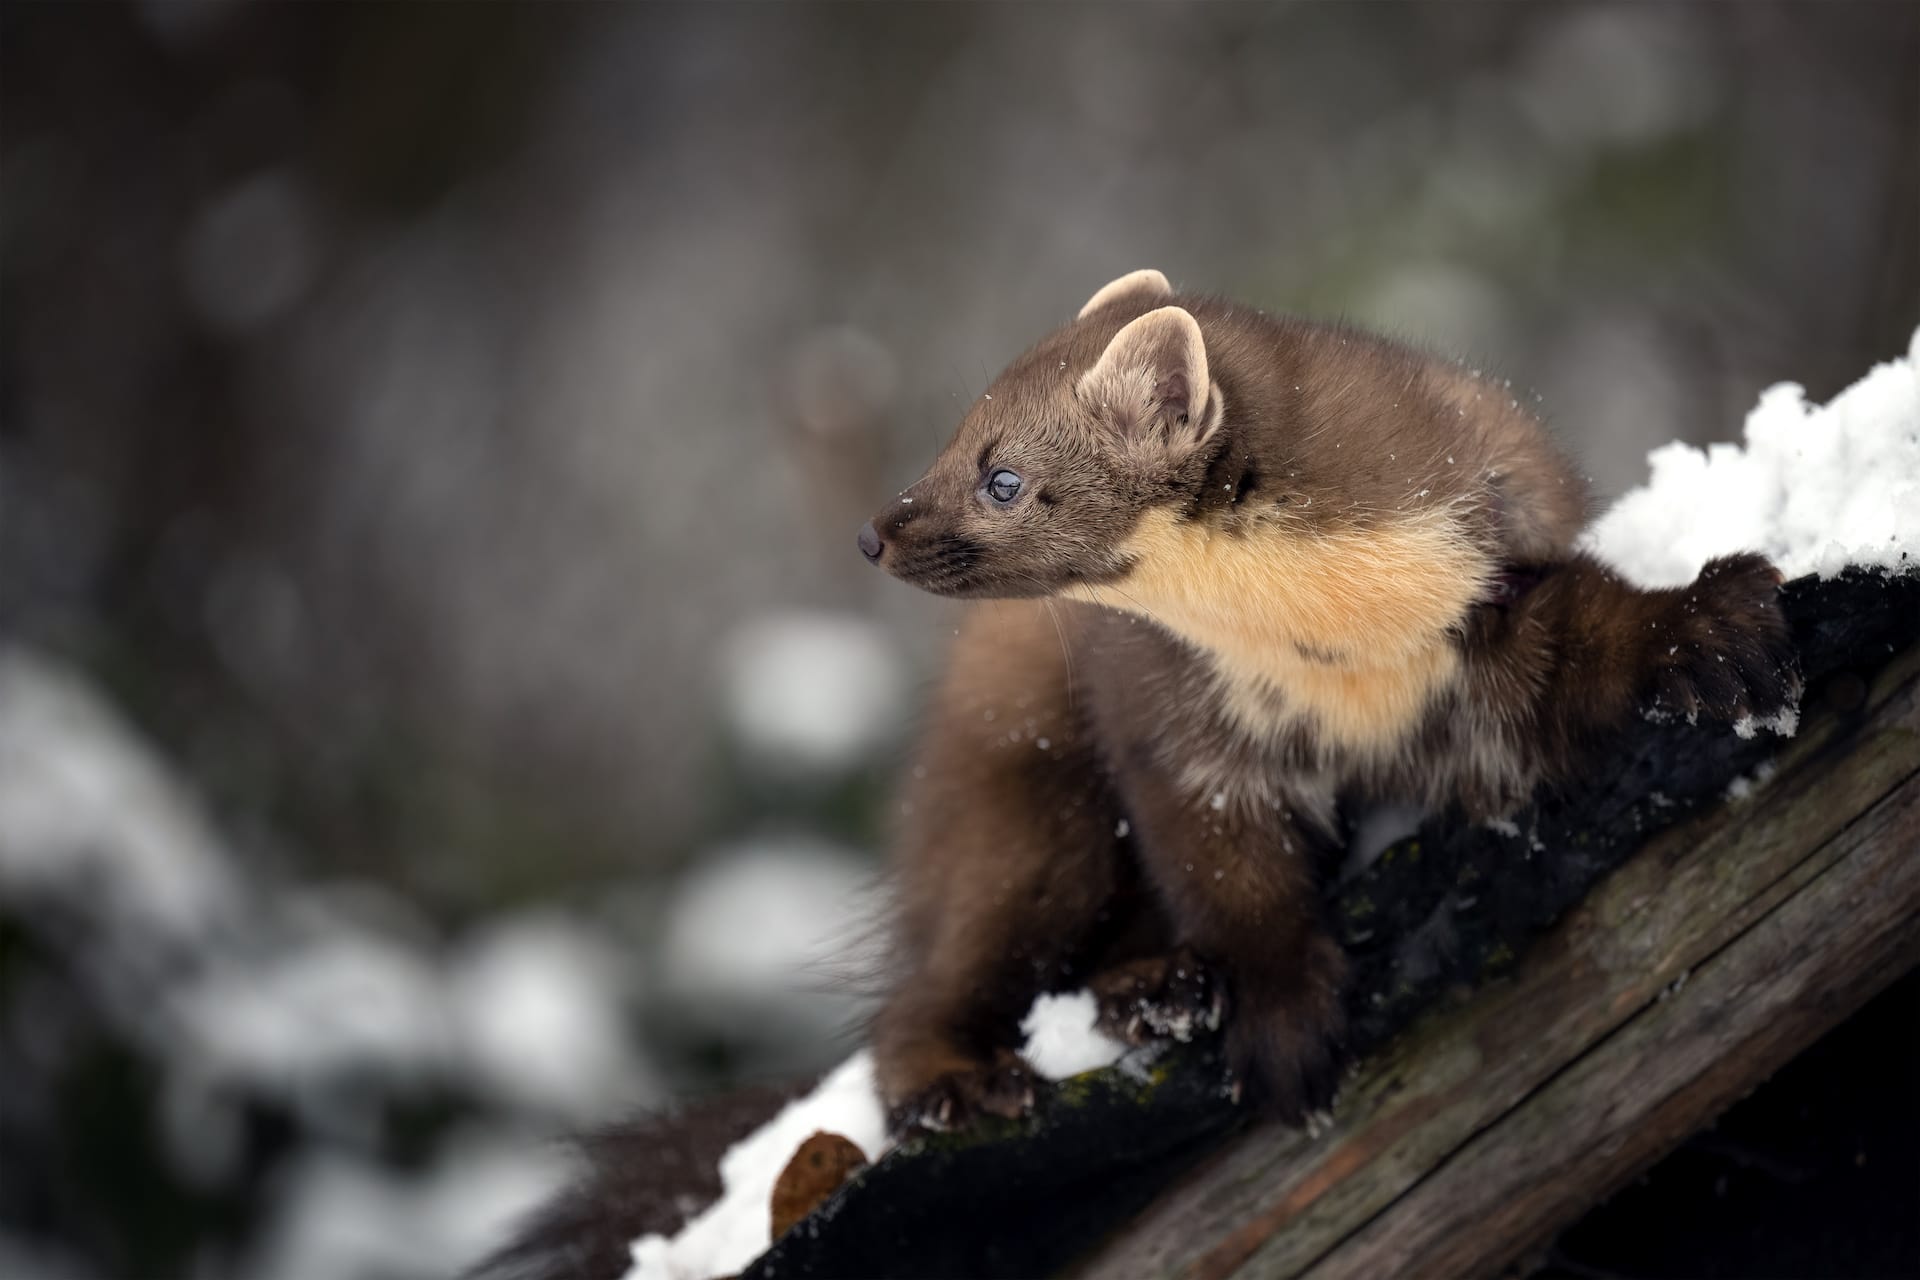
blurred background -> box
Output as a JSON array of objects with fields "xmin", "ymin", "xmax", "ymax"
[{"xmin": 1, "ymin": 3, "xmax": 1914, "ymax": 1278}]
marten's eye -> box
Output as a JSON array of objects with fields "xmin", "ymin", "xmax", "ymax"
[{"xmin": 986, "ymin": 469, "xmax": 1023, "ymax": 504}]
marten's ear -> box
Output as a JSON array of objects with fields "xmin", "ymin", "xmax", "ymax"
[
  {"xmin": 1078, "ymin": 305, "xmax": 1217, "ymax": 453},
  {"xmin": 1077, "ymin": 268, "xmax": 1172, "ymax": 320}
]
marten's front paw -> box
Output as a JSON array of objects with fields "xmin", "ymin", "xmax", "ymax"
[
  {"xmin": 1224, "ymin": 933, "xmax": 1349, "ymax": 1126},
  {"xmin": 1650, "ymin": 553, "xmax": 1798, "ymax": 725},
  {"xmin": 1089, "ymin": 946, "xmax": 1226, "ymax": 1046},
  {"xmin": 885, "ymin": 1048, "xmax": 1036, "ymax": 1135}
]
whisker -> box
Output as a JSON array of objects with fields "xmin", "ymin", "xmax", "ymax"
[{"xmin": 1040, "ymin": 592, "xmax": 1076, "ymax": 710}]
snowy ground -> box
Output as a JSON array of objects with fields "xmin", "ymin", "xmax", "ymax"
[
  {"xmin": 0, "ymin": 650, "xmax": 654, "ymax": 1280},
  {"xmin": 0, "ymin": 602, "xmax": 910, "ymax": 1280},
  {"xmin": 619, "ymin": 325, "xmax": 1920, "ymax": 1280}
]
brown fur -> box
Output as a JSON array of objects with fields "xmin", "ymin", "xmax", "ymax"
[{"xmin": 860, "ymin": 272, "xmax": 1794, "ymax": 1127}]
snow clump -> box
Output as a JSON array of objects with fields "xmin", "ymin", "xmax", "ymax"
[
  {"xmin": 1587, "ymin": 326, "xmax": 1920, "ymax": 586},
  {"xmin": 1020, "ymin": 990, "xmax": 1130, "ymax": 1079}
]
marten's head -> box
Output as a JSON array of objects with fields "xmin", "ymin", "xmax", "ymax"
[{"xmin": 858, "ymin": 269, "xmax": 1224, "ymax": 598}]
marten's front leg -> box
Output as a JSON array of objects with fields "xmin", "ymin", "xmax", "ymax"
[
  {"xmin": 1110, "ymin": 766, "xmax": 1348, "ymax": 1123},
  {"xmin": 1087, "ymin": 944, "xmax": 1225, "ymax": 1047},
  {"xmin": 1460, "ymin": 551, "xmax": 1797, "ymax": 793},
  {"xmin": 871, "ymin": 615, "xmax": 1127, "ymax": 1134},
  {"xmin": 871, "ymin": 737, "xmax": 1125, "ymax": 1131}
]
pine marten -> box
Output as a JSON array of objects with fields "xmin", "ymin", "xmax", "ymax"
[{"xmin": 859, "ymin": 269, "xmax": 1794, "ymax": 1128}]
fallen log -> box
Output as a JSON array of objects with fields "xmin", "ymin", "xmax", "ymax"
[{"xmin": 744, "ymin": 567, "xmax": 1920, "ymax": 1280}]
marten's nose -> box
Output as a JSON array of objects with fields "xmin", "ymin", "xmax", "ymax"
[{"xmin": 857, "ymin": 521, "xmax": 884, "ymax": 563}]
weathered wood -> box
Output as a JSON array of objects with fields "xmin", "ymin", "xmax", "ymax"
[
  {"xmin": 1310, "ymin": 775, "xmax": 1920, "ymax": 1280},
  {"xmin": 745, "ymin": 572, "xmax": 1920, "ymax": 1280}
]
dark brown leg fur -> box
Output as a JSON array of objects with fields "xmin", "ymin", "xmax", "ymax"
[
  {"xmin": 871, "ymin": 604, "xmax": 1126, "ymax": 1132},
  {"xmin": 1105, "ymin": 764, "xmax": 1348, "ymax": 1123},
  {"xmin": 1457, "ymin": 552, "xmax": 1796, "ymax": 798}
]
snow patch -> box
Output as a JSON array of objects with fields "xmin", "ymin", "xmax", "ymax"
[
  {"xmin": 451, "ymin": 915, "xmax": 653, "ymax": 1120},
  {"xmin": 1586, "ymin": 327, "xmax": 1920, "ymax": 587},
  {"xmin": 1732, "ymin": 705, "xmax": 1799, "ymax": 741},
  {"xmin": 1725, "ymin": 759, "xmax": 1778, "ymax": 803},
  {"xmin": 1020, "ymin": 991, "xmax": 1129, "ymax": 1080},
  {"xmin": 251, "ymin": 1130, "xmax": 570, "ymax": 1280},
  {"xmin": 659, "ymin": 838, "xmax": 876, "ymax": 1037},
  {"xmin": 0, "ymin": 646, "xmax": 658, "ymax": 1278},
  {"xmin": 173, "ymin": 926, "xmax": 450, "ymax": 1094},
  {"xmin": 0, "ymin": 646, "xmax": 240, "ymax": 940},
  {"xmin": 720, "ymin": 611, "xmax": 907, "ymax": 774}
]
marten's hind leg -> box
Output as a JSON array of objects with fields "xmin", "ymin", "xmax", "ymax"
[
  {"xmin": 871, "ymin": 603, "xmax": 1125, "ymax": 1133},
  {"xmin": 1449, "ymin": 551, "xmax": 1797, "ymax": 808}
]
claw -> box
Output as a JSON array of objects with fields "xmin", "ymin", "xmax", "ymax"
[{"xmin": 885, "ymin": 1051, "xmax": 1040, "ymax": 1137}]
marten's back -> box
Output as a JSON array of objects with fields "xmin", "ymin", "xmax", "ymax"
[{"xmin": 1180, "ymin": 298, "xmax": 1591, "ymax": 564}]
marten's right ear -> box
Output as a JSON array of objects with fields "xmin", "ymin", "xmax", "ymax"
[
  {"xmin": 1077, "ymin": 268, "xmax": 1172, "ymax": 320},
  {"xmin": 1078, "ymin": 305, "xmax": 1218, "ymax": 455}
]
